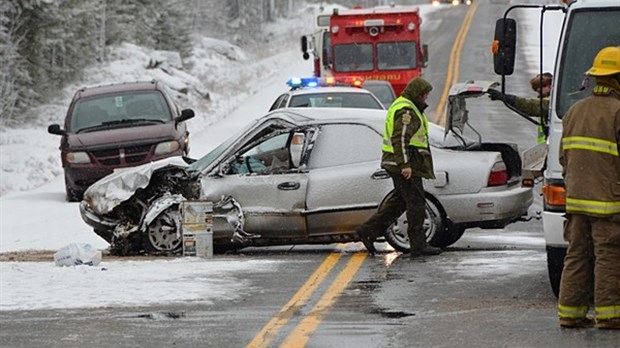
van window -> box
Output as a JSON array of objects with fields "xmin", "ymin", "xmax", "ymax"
[
  {"xmin": 555, "ymin": 9, "xmax": 620, "ymax": 118},
  {"xmin": 70, "ymin": 92, "xmax": 171, "ymax": 132}
]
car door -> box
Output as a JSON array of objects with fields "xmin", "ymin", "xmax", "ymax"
[
  {"xmin": 305, "ymin": 123, "xmax": 393, "ymax": 236},
  {"xmin": 202, "ymin": 130, "xmax": 308, "ymax": 240}
]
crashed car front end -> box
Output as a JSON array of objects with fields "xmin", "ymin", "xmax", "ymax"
[{"xmin": 79, "ymin": 156, "xmax": 200, "ymax": 254}]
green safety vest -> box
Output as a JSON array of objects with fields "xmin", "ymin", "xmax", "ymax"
[{"xmin": 382, "ymin": 96, "xmax": 429, "ymax": 153}]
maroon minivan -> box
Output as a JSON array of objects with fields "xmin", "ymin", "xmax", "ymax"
[{"xmin": 48, "ymin": 80, "xmax": 195, "ymax": 201}]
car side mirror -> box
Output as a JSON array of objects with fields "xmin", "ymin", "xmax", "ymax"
[
  {"xmin": 493, "ymin": 18, "xmax": 517, "ymax": 75},
  {"xmin": 176, "ymin": 109, "xmax": 195, "ymax": 124},
  {"xmin": 48, "ymin": 124, "xmax": 65, "ymax": 136}
]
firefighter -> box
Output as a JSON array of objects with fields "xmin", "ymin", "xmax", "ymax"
[
  {"xmin": 557, "ymin": 46, "xmax": 620, "ymax": 330},
  {"xmin": 356, "ymin": 77, "xmax": 442, "ymax": 257},
  {"xmin": 488, "ymin": 72, "xmax": 552, "ymax": 143}
]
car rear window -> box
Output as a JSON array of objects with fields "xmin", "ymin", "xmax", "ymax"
[
  {"xmin": 69, "ymin": 91, "xmax": 171, "ymax": 132},
  {"xmin": 289, "ymin": 93, "xmax": 383, "ymax": 109}
]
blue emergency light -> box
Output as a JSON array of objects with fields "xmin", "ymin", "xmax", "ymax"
[
  {"xmin": 286, "ymin": 76, "xmax": 364, "ymax": 90},
  {"xmin": 287, "ymin": 77, "xmax": 320, "ymax": 89}
]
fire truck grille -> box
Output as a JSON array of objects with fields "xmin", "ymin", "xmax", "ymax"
[{"xmin": 91, "ymin": 144, "xmax": 153, "ymax": 166}]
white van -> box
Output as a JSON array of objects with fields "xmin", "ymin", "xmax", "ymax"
[{"xmin": 492, "ymin": 0, "xmax": 620, "ymax": 296}]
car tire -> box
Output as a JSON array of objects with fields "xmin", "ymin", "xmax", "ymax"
[
  {"xmin": 64, "ymin": 173, "xmax": 82, "ymax": 202},
  {"xmin": 429, "ymin": 225, "xmax": 466, "ymax": 248},
  {"xmin": 546, "ymin": 246, "xmax": 566, "ymax": 298},
  {"xmin": 143, "ymin": 204, "xmax": 183, "ymax": 254},
  {"xmin": 384, "ymin": 193, "xmax": 446, "ymax": 252}
]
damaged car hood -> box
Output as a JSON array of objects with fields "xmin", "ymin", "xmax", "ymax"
[{"xmin": 83, "ymin": 156, "xmax": 190, "ymax": 215}]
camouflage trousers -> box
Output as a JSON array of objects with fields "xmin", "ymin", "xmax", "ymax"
[{"xmin": 356, "ymin": 172, "xmax": 427, "ymax": 252}]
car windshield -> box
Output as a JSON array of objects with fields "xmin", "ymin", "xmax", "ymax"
[
  {"xmin": 363, "ymin": 83, "xmax": 395, "ymax": 107},
  {"xmin": 187, "ymin": 119, "xmax": 262, "ymax": 174},
  {"xmin": 69, "ymin": 91, "xmax": 171, "ymax": 133},
  {"xmin": 289, "ymin": 92, "xmax": 383, "ymax": 109}
]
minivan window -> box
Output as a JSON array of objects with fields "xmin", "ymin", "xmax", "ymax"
[{"xmin": 69, "ymin": 92, "xmax": 171, "ymax": 132}]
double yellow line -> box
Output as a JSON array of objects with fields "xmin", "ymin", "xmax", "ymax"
[
  {"xmin": 246, "ymin": 252, "xmax": 367, "ymax": 348},
  {"xmin": 247, "ymin": 6, "xmax": 479, "ymax": 347},
  {"xmin": 434, "ymin": 2, "xmax": 478, "ymax": 127}
]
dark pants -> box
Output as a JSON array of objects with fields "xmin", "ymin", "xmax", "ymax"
[{"xmin": 357, "ymin": 171, "xmax": 427, "ymax": 252}]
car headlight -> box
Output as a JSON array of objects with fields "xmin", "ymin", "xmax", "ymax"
[
  {"xmin": 155, "ymin": 141, "xmax": 180, "ymax": 155},
  {"xmin": 66, "ymin": 151, "xmax": 91, "ymax": 164}
]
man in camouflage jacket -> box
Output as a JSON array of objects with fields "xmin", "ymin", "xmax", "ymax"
[
  {"xmin": 488, "ymin": 73, "xmax": 552, "ymax": 143},
  {"xmin": 356, "ymin": 77, "xmax": 442, "ymax": 257}
]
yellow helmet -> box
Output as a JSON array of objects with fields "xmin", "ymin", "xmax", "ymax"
[{"xmin": 586, "ymin": 46, "xmax": 620, "ymax": 76}]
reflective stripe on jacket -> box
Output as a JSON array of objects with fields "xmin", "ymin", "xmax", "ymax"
[
  {"xmin": 382, "ymin": 96, "xmax": 428, "ymax": 153},
  {"xmin": 560, "ymin": 89, "xmax": 620, "ymax": 217}
]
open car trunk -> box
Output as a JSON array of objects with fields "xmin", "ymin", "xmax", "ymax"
[{"xmin": 443, "ymin": 80, "xmax": 522, "ymax": 183}]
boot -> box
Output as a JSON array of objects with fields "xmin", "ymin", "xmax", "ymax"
[
  {"xmin": 559, "ymin": 317, "xmax": 595, "ymax": 329},
  {"xmin": 410, "ymin": 245, "xmax": 442, "ymax": 258},
  {"xmin": 356, "ymin": 229, "xmax": 376, "ymax": 255},
  {"xmin": 597, "ymin": 319, "xmax": 620, "ymax": 330}
]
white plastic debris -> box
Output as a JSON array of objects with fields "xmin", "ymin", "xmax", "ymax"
[{"xmin": 53, "ymin": 243, "xmax": 102, "ymax": 267}]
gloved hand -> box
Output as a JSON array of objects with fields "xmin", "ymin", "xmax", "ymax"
[
  {"xmin": 488, "ymin": 89, "xmax": 516, "ymax": 106},
  {"xmin": 487, "ymin": 88, "xmax": 504, "ymax": 101}
]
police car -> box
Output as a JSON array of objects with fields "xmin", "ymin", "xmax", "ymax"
[{"xmin": 268, "ymin": 76, "xmax": 385, "ymax": 111}]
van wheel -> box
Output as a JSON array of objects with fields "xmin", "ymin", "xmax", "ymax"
[
  {"xmin": 64, "ymin": 173, "xmax": 82, "ymax": 202},
  {"xmin": 384, "ymin": 194, "xmax": 446, "ymax": 252},
  {"xmin": 547, "ymin": 246, "xmax": 566, "ymax": 298},
  {"xmin": 143, "ymin": 205, "xmax": 183, "ymax": 254}
]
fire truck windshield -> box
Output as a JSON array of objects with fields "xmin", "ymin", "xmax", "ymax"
[
  {"xmin": 332, "ymin": 42, "xmax": 418, "ymax": 73},
  {"xmin": 333, "ymin": 44, "xmax": 373, "ymax": 72},
  {"xmin": 377, "ymin": 42, "xmax": 418, "ymax": 70}
]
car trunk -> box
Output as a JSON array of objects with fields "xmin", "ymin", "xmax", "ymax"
[{"xmin": 443, "ymin": 80, "xmax": 523, "ymax": 184}]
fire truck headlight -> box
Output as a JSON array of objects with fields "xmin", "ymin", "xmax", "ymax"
[
  {"xmin": 408, "ymin": 22, "xmax": 416, "ymax": 31},
  {"xmin": 332, "ymin": 25, "xmax": 339, "ymax": 34}
]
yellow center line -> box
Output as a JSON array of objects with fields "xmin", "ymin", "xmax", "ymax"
[
  {"xmin": 280, "ymin": 253, "xmax": 367, "ymax": 348},
  {"xmin": 434, "ymin": 2, "xmax": 478, "ymax": 127},
  {"xmin": 246, "ymin": 252, "xmax": 343, "ymax": 348}
]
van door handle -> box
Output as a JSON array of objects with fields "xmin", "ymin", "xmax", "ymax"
[
  {"xmin": 277, "ymin": 182, "xmax": 300, "ymax": 190},
  {"xmin": 371, "ymin": 169, "xmax": 390, "ymax": 180}
]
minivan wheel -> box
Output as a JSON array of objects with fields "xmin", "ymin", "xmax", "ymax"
[
  {"xmin": 143, "ymin": 205, "xmax": 183, "ymax": 254},
  {"xmin": 384, "ymin": 195, "xmax": 446, "ymax": 252},
  {"xmin": 64, "ymin": 173, "xmax": 82, "ymax": 202}
]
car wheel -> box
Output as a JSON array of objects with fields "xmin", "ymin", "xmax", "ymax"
[
  {"xmin": 429, "ymin": 226, "xmax": 466, "ymax": 248},
  {"xmin": 546, "ymin": 246, "xmax": 565, "ymax": 298},
  {"xmin": 64, "ymin": 173, "xmax": 82, "ymax": 202},
  {"xmin": 384, "ymin": 195, "xmax": 446, "ymax": 252},
  {"xmin": 143, "ymin": 205, "xmax": 183, "ymax": 254}
]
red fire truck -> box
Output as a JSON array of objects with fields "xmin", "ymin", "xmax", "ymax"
[{"xmin": 301, "ymin": 5, "xmax": 428, "ymax": 96}]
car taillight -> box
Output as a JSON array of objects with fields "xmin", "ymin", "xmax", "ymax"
[
  {"xmin": 542, "ymin": 184, "xmax": 566, "ymax": 207},
  {"xmin": 487, "ymin": 161, "xmax": 508, "ymax": 187}
]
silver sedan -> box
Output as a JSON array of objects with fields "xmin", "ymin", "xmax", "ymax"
[{"xmin": 80, "ymin": 102, "xmax": 533, "ymax": 255}]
